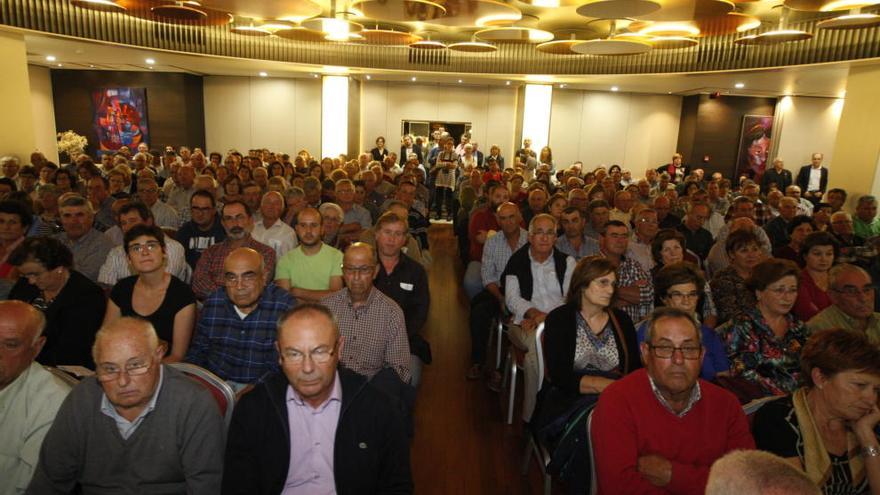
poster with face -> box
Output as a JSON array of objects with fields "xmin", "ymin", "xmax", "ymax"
[
  {"xmin": 92, "ymin": 87, "xmax": 149, "ymax": 156},
  {"xmin": 735, "ymin": 115, "xmax": 773, "ymax": 183}
]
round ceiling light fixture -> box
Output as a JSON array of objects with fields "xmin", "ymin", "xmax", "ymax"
[
  {"xmin": 735, "ymin": 6, "xmax": 812, "ymax": 45},
  {"xmin": 571, "ymin": 37, "xmax": 652, "ymax": 55},
  {"xmin": 475, "ymin": 26, "xmax": 554, "ymax": 43},
  {"xmin": 231, "ymin": 20, "xmax": 273, "ymax": 36},
  {"xmin": 350, "ymin": 0, "xmax": 446, "ymax": 22},
  {"xmin": 649, "ymin": 36, "xmax": 699, "ymax": 49},
  {"xmin": 636, "ymin": 21, "xmax": 700, "ymax": 36},
  {"xmin": 409, "ymin": 39, "xmax": 447, "ymax": 49},
  {"xmin": 817, "ymin": 12, "xmax": 880, "ymax": 28},
  {"xmin": 576, "ymin": 0, "xmax": 661, "ymax": 19},
  {"xmin": 359, "ymin": 28, "xmax": 423, "ymax": 45},
  {"xmin": 150, "ymin": 1, "xmax": 208, "ymax": 21},
  {"xmin": 535, "ymin": 38, "xmax": 582, "ymax": 54},
  {"xmin": 819, "ymin": 0, "xmax": 880, "ymax": 10},
  {"xmin": 448, "ymin": 40, "xmax": 498, "ymax": 52},
  {"xmin": 302, "ymin": 16, "xmax": 364, "ymax": 41},
  {"xmin": 70, "ymin": 0, "xmax": 127, "ymax": 12}
]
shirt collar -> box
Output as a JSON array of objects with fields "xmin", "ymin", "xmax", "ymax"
[
  {"xmin": 100, "ymin": 364, "xmax": 165, "ymax": 422},
  {"xmin": 345, "ymin": 286, "xmax": 377, "ymax": 309},
  {"xmin": 286, "ymin": 372, "xmax": 342, "ymax": 412},
  {"xmin": 647, "ymin": 373, "xmax": 701, "ymax": 418}
]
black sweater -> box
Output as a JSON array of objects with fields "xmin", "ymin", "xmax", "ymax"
[{"xmin": 221, "ymin": 368, "xmax": 413, "ymax": 495}]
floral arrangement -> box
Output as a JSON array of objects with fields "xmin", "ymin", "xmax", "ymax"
[{"xmin": 56, "ymin": 130, "xmax": 88, "ymax": 158}]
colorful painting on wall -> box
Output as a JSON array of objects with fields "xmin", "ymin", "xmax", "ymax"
[
  {"xmin": 92, "ymin": 87, "xmax": 149, "ymax": 155},
  {"xmin": 735, "ymin": 115, "xmax": 773, "ymax": 184}
]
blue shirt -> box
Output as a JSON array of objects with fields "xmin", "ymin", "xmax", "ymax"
[
  {"xmin": 636, "ymin": 320, "xmax": 730, "ymax": 381},
  {"xmin": 186, "ymin": 284, "xmax": 295, "ymax": 383}
]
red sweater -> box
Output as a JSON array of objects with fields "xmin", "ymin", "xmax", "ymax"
[
  {"xmin": 468, "ymin": 207, "xmax": 499, "ymax": 262},
  {"xmin": 591, "ymin": 369, "xmax": 755, "ymax": 494}
]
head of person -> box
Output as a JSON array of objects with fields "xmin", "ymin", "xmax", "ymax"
[
  {"xmin": 9, "ymin": 237, "xmax": 74, "ymax": 295},
  {"xmin": 830, "ymin": 211, "xmax": 855, "ymax": 237},
  {"xmin": 242, "ymin": 182, "xmax": 262, "ymax": 212},
  {"xmin": 640, "ymin": 307, "xmax": 704, "ymax": 400},
  {"xmin": 342, "ymin": 243, "xmax": 378, "ymax": 301},
  {"xmin": 318, "ymin": 203, "xmax": 343, "ymax": 241},
  {"xmin": 725, "ymin": 228, "xmax": 764, "ymax": 275},
  {"xmin": 613, "ymin": 191, "xmax": 633, "ymax": 213},
  {"xmin": 601, "ymin": 220, "xmax": 629, "ymax": 256},
  {"xmin": 253, "ymin": 168, "xmax": 268, "ymax": 188},
  {"xmin": 827, "ymin": 188, "xmax": 847, "ymax": 212},
  {"xmin": 655, "ymin": 262, "xmax": 704, "ymax": 315},
  {"xmin": 589, "ymin": 199, "xmax": 610, "ymax": 233},
  {"xmin": 527, "ymin": 188, "xmax": 549, "ymax": 213},
  {"xmin": 799, "ymin": 231, "xmax": 838, "ymax": 273},
  {"xmin": 276, "ymin": 304, "xmax": 343, "ymax": 408},
  {"xmin": 223, "ymin": 247, "xmax": 267, "ymax": 311},
  {"xmin": 221, "ymin": 200, "xmax": 254, "ymax": 240},
  {"xmin": 811, "ymin": 152, "xmax": 823, "ymax": 168},
  {"xmin": 651, "ymin": 228, "xmax": 687, "ymax": 267},
  {"xmin": 0, "ymin": 301, "xmax": 47, "ymax": 390},
  {"xmin": 567, "ymin": 188, "xmax": 588, "ymax": 212},
  {"xmin": 559, "ymin": 206, "xmax": 586, "ymax": 239},
  {"xmin": 92, "ymin": 318, "xmax": 164, "ymax": 419},
  {"xmin": 800, "ymin": 328, "xmax": 880, "ymax": 423},
  {"xmin": 334, "ymin": 179, "xmax": 355, "ymax": 207},
  {"xmin": 548, "ymin": 194, "xmax": 568, "ymax": 220},
  {"xmin": 123, "ymin": 224, "xmax": 166, "ymax": 276},
  {"xmin": 827, "ymin": 264, "xmax": 876, "ymax": 319},
  {"xmin": 706, "ymin": 450, "xmax": 821, "ymax": 495},
  {"xmin": 116, "ymin": 201, "xmax": 153, "ymax": 234},
  {"xmin": 685, "ymin": 203, "xmax": 710, "ymax": 230},
  {"xmin": 786, "ymin": 215, "xmax": 815, "ymax": 248},
  {"xmin": 0, "ymin": 200, "xmax": 33, "ymax": 244},
  {"xmin": 493, "ymin": 202, "xmax": 520, "ymax": 236},
  {"xmin": 777, "ymin": 197, "xmax": 798, "ymax": 222},
  {"xmin": 189, "ymin": 190, "xmax": 217, "ymax": 228},
  {"xmin": 748, "ymin": 258, "xmax": 800, "ymax": 317},
  {"xmin": 528, "ymin": 213, "xmax": 558, "ymax": 259},
  {"xmin": 58, "ymin": 194, "xmax": 95, "ymax": 240},
  {"xmin": 177, "ymin": 165, "xmax": 196, "ymax": 189},
  {"xmin": 856, "ymin": 195, "xmax": 878, "ymax": 223},
  {"xmin": 259, "ymin": 191, "xmax": 285, "ymax": 223},
  {"xmin": 813, "ymin": 203, "xmax": 833, "ymax": 227},
  {"xmin": 395, "ymin": 181, "xmax": 417, "ymax": 207},
  {"xmin": 634, "ymin": 208, "xmax": 659, "ymax": 242},
  {"xmin": 565, "ymin": 256, "xmax": 616, "ymax": 311},
  {"xmin": 295, "ymin": 207, "xmax": 323, "ymax": 248},
  {"xmin": 374, "ymin": 212, "xmax": 408, "ymax": 259}
]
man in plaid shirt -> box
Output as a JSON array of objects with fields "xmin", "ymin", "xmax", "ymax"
[
  {"xmin": 186, "ymin": 248, "xmax": 294, "ymax": 392},
  {"xmin": 601, "ymin": 220, "xmax": 655, "ymax": 323}
]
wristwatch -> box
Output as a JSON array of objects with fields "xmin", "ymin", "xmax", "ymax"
[{"xmin": 865, "ymin": 445, "xmax": 880, "ymax": 458}]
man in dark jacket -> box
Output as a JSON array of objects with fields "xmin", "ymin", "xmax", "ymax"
[{"xmin": 222, "ymin": 303, "xmax": 413, "ymax": 495}]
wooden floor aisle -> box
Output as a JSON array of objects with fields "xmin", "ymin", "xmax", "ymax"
[{"xmin": 410, "ymin": 224, "xmax": 560, "ymax": 495}]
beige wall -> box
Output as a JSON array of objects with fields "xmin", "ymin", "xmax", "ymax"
[
  {"xmin": 549, "ymin": 90, "xmax": 682, "ymax": 177},
  {"xmin": 773, "ymin": 95, "xmax": 842, "ymax": 181},
  {"xmin": 28, "ymin": 65, "xmax": 59, "ymax": 164},
  {"xmin": 0, "ymin": 32, "xmax": 36, "ymax": 162},
  {"xmin": 830, "ymin": 65, "xmax": 880, "ymax": 205},
  {"xmin": 203, "ymin": 76, "xmax": 321, "ymax": 156},
  {"xmin": 360, "ymin": 81, "xmax": 517, "ymax": 161}
]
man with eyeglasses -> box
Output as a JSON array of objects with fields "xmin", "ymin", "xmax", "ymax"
[
  {"xmin": 136, "ymin": 177, "xmax": 180, "ymax": 229},
  {"xmin": 97, "ymin": 201, "xmax": 191, "ymax": 287},
  {"xmin": 807, "ymin": 264, "xmax": 880, "ymax": 343},
  {"xmin": 627, "ymin": 208, "xmax": 660, "ymax": 272},
  {"xmin": 191, "ymin": 200, "xmax": 276, "ymax": 300},
  {"xmin": 29, "ymin": 317, "xmax": 225, "ymax": 494},
  {"xmin": 320, "ymin": 243, "xmax": 410, "ymax": 384},
  {"xmin": 0, "ymin": 301, "xmax": 69, "ymax": 495},
  {"xmin": 187, "ymin": 248, "xmax": 294, "ymax": 393},
  {"xmin": 222, "ymin": 303, "xmax": 412, "ymax": 495},
  {"xmin": 592, "ymin": 307, "xmax": 754, "ymax": 494},
  {"xmin": 176, "ymin": 190, "xmax": 226, "ymax": 269}
]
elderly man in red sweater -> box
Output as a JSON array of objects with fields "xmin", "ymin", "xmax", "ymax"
[{"xmin": 591, "ymin": 307, "xmax": 754, "ymax": 494}]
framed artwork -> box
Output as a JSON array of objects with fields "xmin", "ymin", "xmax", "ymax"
[
  {"xmin": 92, "ymin": 87, "xmax": 149, "ymax": 156},
  {"xmin": 735, "ymin": 115, "xmax": 773, "ymax": 183}
]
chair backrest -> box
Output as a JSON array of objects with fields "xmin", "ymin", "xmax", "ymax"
[
  {"xmin": 586, "ymin": 408, "xmax": 598, "ymax": 495},
  {"xmin": 168, "ymin": 362, "xmax": 235, "ymax": 428},
  {"xmin": 535, "ymin": 322, "xmax": 546, "ymax": 393},
  {"xmin": 44, "ymin": 366, "xmax": 81, "ymax": 389}
]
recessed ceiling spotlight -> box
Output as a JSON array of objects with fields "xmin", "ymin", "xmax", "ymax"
[
  {"xmin": 259, "ymin": 71, "xmax": 268, "ymax": 77},
  {"xmin": 560, "ymin": 84, "xmax": 566, "ymax": 88},
  {"xmin": 89, "ymin": 64, "xmax": 95, "ymax": 68},
  {"xmin": 145, "ymin": 58, "xmax": 156, "ymax": 65},
  {"xmin": 611, "ymin": 86, "xmax": 619, "ymax": 92},
  {"xmin": 312, "ymin": 74, "xmax": 319, "ymax": 78},
  {"xmin": 366, "ymin": 75, "xmax": 371, "ymax": 80},
  {"xmin": 458, "ymin": 79, "xmax": 463, "ymax": 83},
  {"xmin": 46, "ymin": 55, "xmax": 56, "ymax": 62},
  {"xmin": 505, "ymin": 81, "xmax": 511, "ymax": 85},
  {"xmin": 411, "ymin": 77, "xmax": 417, "ymax": 82},
  {"xmin": 149, "ymin": 66, "xmax": 154, "ymax": 70},
  {"xmin": 735, "ymin": 82, "xmax": 745, "ymax": 89},
  {"xmin": 668, "ymin": 91, "xmax": 672, "ymax": 94},
  {"xmin": 57, "ymin": 63, "xmax": 63, "ymax": 67}
]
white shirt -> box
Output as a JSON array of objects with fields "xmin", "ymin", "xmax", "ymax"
[
  {"xmin": 626, "ymin": 234, "xmax": 655, "ymax": 273},
  {"xmin": 505, "ymin": 252, "xmax": 575, "ymax": 324},
  {"xmin": 808, "ymin": 166, "xmax": 822, "ymax": 192},
  {"xmin": 251, "ymin": 219, "xmax": 298, "ymax": 259},
  {"xmin": 98, "ymin": 237, "xmax": 192, "ymax": 286}
]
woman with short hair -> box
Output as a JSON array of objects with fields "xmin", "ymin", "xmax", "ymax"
[
  {"xmin": 711, "ymin": 229, "xmax": 766, "ymax": 324},
  {"xmin": 721, "ymin": 258, "xmax": 808, "ymax": 396},
  {"xmin": 773, "ymin": 215, "xmax": 815, "ymax": 267},
  {"xmin": 753, "ymin": 328, "xmax": 880, "ymax": 495},
  {"xmin": 794, "ymin": 231, "xmax": 840, "ymax": 322},
  {"xmin": 0, "ymin": 200, "xmax": 32, "ymax": 279}
]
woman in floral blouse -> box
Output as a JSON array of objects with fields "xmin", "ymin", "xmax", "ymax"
[
  {"xmin": 721, "ymin": 258, "xmax": 808, "ymax": 396},
  {"xmin": 711, "ymin": 229, "xmax": 766, "ymax": 324}
]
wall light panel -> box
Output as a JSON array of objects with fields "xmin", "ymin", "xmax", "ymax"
[
  {"xmin": 521, "ymin": 84, "xmax": 553, "ymax": 154},
  {"xmin": 322, "ymin": 75, "xmax": 349, "ymax": 158}
]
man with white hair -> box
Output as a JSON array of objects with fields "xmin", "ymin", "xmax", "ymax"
[
  {"xmin": 0, "ymin": 301, "xmax": 70, "ymax": 495},
  {"xmin": 251, "ymin": 191, "xmax": 297, "ymax": 259},
  {"xmin": 706, "ymin": 450, "xmax": 820, "ymax": 495},
  {"xmin": 28, "ymin": 317, "xmax": 226, "ymax": 493},
  {"xmin": 137, "ymin": 177, "xmax": 180, "ymax": 229},
  {"xmin": 165, "ymin": 165, "xmax": 196, "ymax": 223},
  {"xmin": 53, "ymin": 195, "xmax": 114, "ymax": 283}
]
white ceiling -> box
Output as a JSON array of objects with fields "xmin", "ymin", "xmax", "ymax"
[{"xmin": 17, "ymin": 27, "xmax": 871, "ymax": 97}]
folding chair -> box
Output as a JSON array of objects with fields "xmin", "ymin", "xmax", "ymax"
[
  {"xmin": 169, "ymin": 362, "xmax": 236, "ymax": 428},
  {"xmin": 520, "ymin": 322, "xmax": 552, "ymax": 495}
]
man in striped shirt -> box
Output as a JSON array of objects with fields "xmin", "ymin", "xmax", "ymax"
[{"xmin": 186, "ymin": 247, "xmax": 295, "ymax": 393}]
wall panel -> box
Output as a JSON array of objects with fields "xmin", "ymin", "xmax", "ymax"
[{"xmin": 28, "ymin": 65, "xmax": 59, "ymax": 164}]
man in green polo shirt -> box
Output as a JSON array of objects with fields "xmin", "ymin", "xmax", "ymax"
[
  {"xmin": 275, "ymin": 207, "xmax": 344, "ymax": 303},
  {"xmin": 807, "ymin": 263, "xmax": 880, "ymax": 343},
  {"xmin": 853, "ymin": 195, "xmax": 880, "ymax": 239}
]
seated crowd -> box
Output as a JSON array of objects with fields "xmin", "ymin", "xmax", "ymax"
[{"xmin": 0, "ymin": 134, "xmax": 878, "ymax": 494}]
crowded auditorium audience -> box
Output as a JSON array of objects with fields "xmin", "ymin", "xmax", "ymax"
[{"xmin": 0, "ymin": 133, "xmax": 879, "ymax": 495}]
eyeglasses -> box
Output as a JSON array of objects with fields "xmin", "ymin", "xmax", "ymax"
[
  {"xmin": 668, "ymin": 291, "xmax": 699, "ymax": 300},
  {"xmin": 96, "ymin": 360, "xmax": 153, "ymax": 382},
  {"xmin": 832, "ymin": 285, "xmax": 877, "ymax": 296},
  {"xmin": 281, "ymin": 345, "xmax": 337, "ymax": 365},
  {"xmin": 531, "ymin": 229, "xmax": 556, "ymax": 237},
  {"xmin": 128, "ymin": 241, "xmax": 162, "ymax": 254},
  {"xmin": 342, "ymin": 265, "xmax": 375, "ymax": 275},
  {"xmin": 224, "ymin": 271, "xmax": 260, "ymax": 284},
  {"xmin": 648, "ymin": 344, "xmax": 702, "ymax": 360}
]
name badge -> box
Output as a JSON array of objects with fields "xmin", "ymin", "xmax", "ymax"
[{"xmin": 400, "ymin": 283, "xmax": 414, "ymax": 291}]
